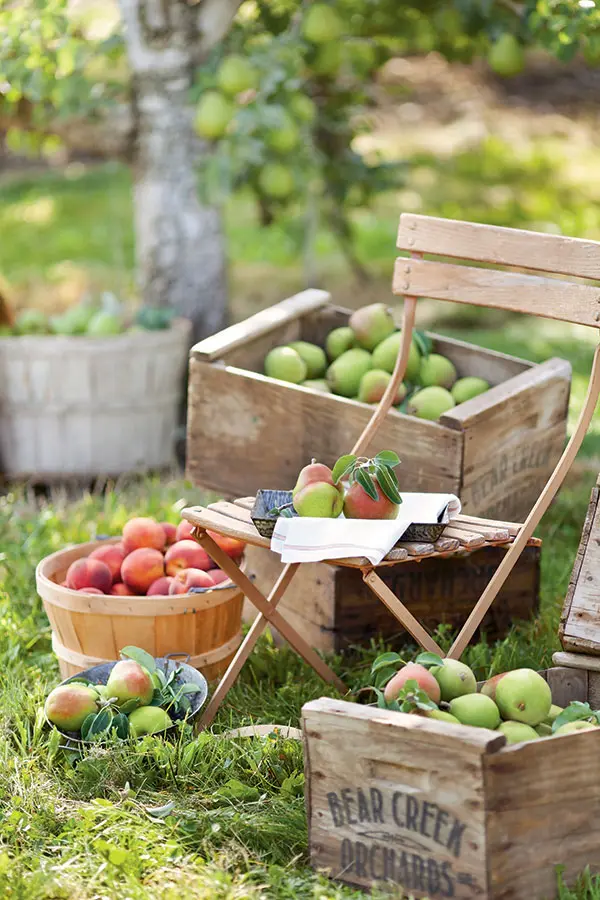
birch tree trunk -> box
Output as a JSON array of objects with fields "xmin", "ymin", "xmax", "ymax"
[{"xmin": 118, "ymin": 0, "xmax": 241, "ymax": 345}]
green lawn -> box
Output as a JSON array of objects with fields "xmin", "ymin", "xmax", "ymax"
[{"xmin": 2, "ymin": 132, "xmax": 600, "ymax": 897}]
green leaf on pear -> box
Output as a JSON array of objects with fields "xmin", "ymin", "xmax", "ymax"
[
  {"xmin": 371, "ymin": 651, "xmax": 404, "ymax": 675},
  {"xmin": 120, "ymin": 646, "xmax": 156, "ymax": 673},
  {"xmin": 374, "ymin": 463, "xmax": 402, "ymax": 505},
  {"xmin": 552, "ymin": 701, "xmax": 596, "ymax": 733},
  {"xmin": 332, "ymin": 454, "xmax": 357, "ymax": 484},
  {"xmin": 413, "ymin": 330, "xmax": 432, "ymax": 358},
  {"xmin": 80, "ymin": 713, "xmax": 96, "ymax": 741},
  {"xmin": 356, "ymin": 467, "xmax": 379, "ymax": 501},
  {"xmin": 415, "ymin": 652, "xmax": 445, "ymax": 668},
  {"xmin": 374, "ymin": 450, "xmax": 400, "ymax": 468}
]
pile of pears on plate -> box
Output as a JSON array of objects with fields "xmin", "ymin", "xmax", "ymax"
[
  {"xmin": 373, "ymin": 652, "xmax": 600, "ymax": 743},
  {"xmin": 44, "ymin": 647, "xmax": 203, "ymax": 742},
  {"xmin": 263, "ymin": 302, "xmax": 490, "ymax": 422}
]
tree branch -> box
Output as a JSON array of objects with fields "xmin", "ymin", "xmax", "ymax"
[{"xmin": 195, "ymin": 0, "xmax": 243, "ymax": 61}]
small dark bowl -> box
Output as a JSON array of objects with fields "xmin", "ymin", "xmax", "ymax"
[
  {"xmin": 50, "ymin": 655, "xmax": 208, "ymax": 745},
  {"xmin": 251, "ymin": 489, "xmax": 447, "ymax": 542}
]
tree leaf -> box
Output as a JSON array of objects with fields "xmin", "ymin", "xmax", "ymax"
[
  {"xmin": 179, "ymin": 683, "xmax": 202, "ymax": 695},
  {"xmin": 552, "ymin": 701, "xmax": 594, "ymax": 733},
  {"xmin": 375, "ymin": 463, "xmax": 402, "ymax": 505},
  {"xmin": 415, "ymin": 652, "xmax": 445, "ymax": 668},
  {"xmin": 371, "ymin": 651, "xmax": 404, "ymax": 675},
  {"xmin": 111, "ymin": 713, "xmax": 129, "ymax": 740},
  {"xmin": 120, "ymin": 646, "xmax": 156, "ymax": 673},
  {"xmin": 415, "ymin": 697, "xmax": 438, "ymax": 711},
  {"xmin": 119, "ymin": 699, "xmax": 140, "ymax": 715},
  {"xmin": 80, "ymin": 713, "xmax": 96, "ymax": 741},
  {"xmin": 88, "ymin": 708, "xmax": 113, "ymax": 738},
  {"xmin": 374, "ymin": 450, "xmax": 400, "ymax": 468},
  {"xmin": 332, "ymin": 454, "xmax": 357, "ymax": 484},
  {"xmin": 356, "ymin": 467, "xmax": 379, "ymax": 501}
]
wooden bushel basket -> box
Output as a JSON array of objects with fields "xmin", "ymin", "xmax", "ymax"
[{"xmin": 36, "ymin": 539, "xmax": 244, "ymax": 682}]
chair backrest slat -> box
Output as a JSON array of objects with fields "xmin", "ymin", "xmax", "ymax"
[
  {"xmin": 397, "ymin": 214, "xmax": 600, "ymax": 280},
  {"xmin": 393, "ymin": 257, "xmax": 600, "ymax": 328},
  {"xmin": 395, "ymin": 214, "xmax": 600, "ymax": 328}
]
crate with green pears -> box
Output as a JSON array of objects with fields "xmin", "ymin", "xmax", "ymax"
[
  {"xmin": 187, "ymin": 291, "xmax": 570, "ymax": 520},
  {"xmin": 303, "ymin": 651, "xmax": 600, "ymax": 899}
]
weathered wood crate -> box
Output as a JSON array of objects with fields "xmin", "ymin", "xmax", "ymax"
[
  {"xmin": 187, "ymin": 291, "xmax": 571, "ymax": 521},
  {"xmin": 303, "ymin": 662, "xmax": 600, "ymax": 900},
  {"xmin": 243, "ymin": 544, "xmax": 540, "ymax": 651},
  {"xmin": 560, "ymin": 473, "xmax": 600, "ymax": 655}
]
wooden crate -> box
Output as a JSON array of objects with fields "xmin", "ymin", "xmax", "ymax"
[
  {"xmin": 243, "ymin": 544, "xmax": 540, "ymax": 652},
  {"xmin": 303, "ymin": 663, "xmax": 600, "ymax": 900},
  {"xmin": 560, "ymin": 474, "xmax": 600, "ymax": 654},
  {"xmin": 187, "ymin": 291, "xmax": 571, "ymax": 521}
]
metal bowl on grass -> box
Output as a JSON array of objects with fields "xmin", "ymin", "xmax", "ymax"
[{"xmin": 48, "ymin": 654, "xmax": 208, "ymax": 745}]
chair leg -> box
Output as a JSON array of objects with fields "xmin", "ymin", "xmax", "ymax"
[
  {"xmin": 194, "ymin": 531, "xmax": 346, "ymax": 695},
  {"xmin": 448, "ymin": 341, "xmax": 600, "ymax": 660},
  {"xmin": 198, "ymin": 561, "xmax": 301, "ymax": 729},
  {"xmin": 363, "ymin": 569, "xmax": 444, "ymax": 655}
]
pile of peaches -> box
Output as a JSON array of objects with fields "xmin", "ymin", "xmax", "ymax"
[{"xmin": 62, "ymin": 516, "xmax": 246, "ymax": 597}]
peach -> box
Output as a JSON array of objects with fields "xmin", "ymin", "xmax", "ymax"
[
  {"xmin": 208, "ymin": 569, "xmax": 231, "ymax": 586},
  {"xmin": 122, "ymin": 517, "xmax": 166, "ymax": 554},
  {"xmin": 89, "ymin": 543, "xmax": 126, "ymax": 583},
  {"xmin": 165, "ymin": 539, "xmax": 211, "ymax": 575},
  {"xmin": 147, "ymin": 576, "xmax": 173, "ymax": 596},
  {"xmin": 169, "ymin": 568, "xmax": 214, "ymax": 594},
  {"xmin": 106, "ymin": 659, "xmax": 154, "ymax": 708},
  {"xmin": 45, "ymin": 683, "xmax": 99, "ymax": 731},
  {"xmin": 78, "ymin": 587, "xmax": 105, "ymax": 595},
  {"xmin": 175, "ymin": 520, "xmax": 194, "ymax": 542},
  {"xmin": 207, "ymin": 531, "xmax": 246, "ymax": 559},
  {"xmin": 384, "ymin": 663, "xmax": 441, "ymax": 704},
  {"xmin": 161, "ymin": 522, "xmax": 177, "ymax": 546},
  {"xmin": 121, "ymin": 547, "xmax": 165, "ymax": 594},
  {"xmin": 111, "ymin": 582, "xmax": 136, "ymax": 596},
  {"xmin": 66, "ymin": 558, "xmax": 112, "ymax": 594}
]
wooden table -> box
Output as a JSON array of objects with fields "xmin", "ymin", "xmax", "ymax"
[{"xmin": 182, "ymin": 499, "xmax": 539, "ymax": 728}]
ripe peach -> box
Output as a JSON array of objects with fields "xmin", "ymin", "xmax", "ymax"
[
  {"xmin": 66, "ymin": 558, "xmax": 112, "ymax": 594},
  {"xmin": 207, "ymin": 531, "xmax": 246, "ymax": 559},
  {"xmin": 111, "ymin": 582, "xmax": 136, "ymax": 596},
  {"xmin": 45, "ymin": 683, "xmax": 99, "ymax": 731},
  {"xmin": 343, "ymin": 479, "xmax": 399, "ymax": 520},
  {"xmin": 384, "ymin": 663, "xmax": 441, "ymax": 704},
  {"xmin": 122, "ymin": 517, "xmax": 166, "ymax": 554},
  {"xmin": 175, "ymin": 520, "xmax": 194, "ymax": 542},
  {"xmin": 161, "ymin": 522, "xmax": 177, "ymax": 546},
  {"xmin": 147, "ymin": 576, "xmax": 173, "ymax": 596},
  {"xmin": 165, "ymin": 539, "xmax": 211, "ymax": 575},
  {"xmin": 169, "ymin": 568, "xmax": 214, "ymax": 594},
  {"xmin": 78, "ymin": 587, "xmax": 105, "ymax": 595},
  {"xmin": 208, "ymin": 569, "xmax": 231, "ymax": 586},
  {"xmin": 89, "ymin": 543, "xmax": 126, "ymax": 583},
  {"xmin": 121, "ymin": 548, "xmax": 165, "ymax": 594},
  {"xmin": 106, "ymin": 659, "xmax": 154, "ymax": 708}
]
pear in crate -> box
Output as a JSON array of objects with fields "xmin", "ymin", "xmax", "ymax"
[
  {"xmin": 452, "ymin": 376, "xmax": 490, "ymax": 405},
  {"xmin": 497, "ymin": 721, "xmax": 539, "ymax": 744},
  {"xmin": 325, "ymin": 326, "xmax": 356, "ymax": 361},
  {"xmin": 384, "ymin": 663, "xmax": 441, "ymax": 704},
  {"xmin": 288, "ymin": 341, "xmax": 327, "ymax": 378},
  {"xmin": 326, "ymin": 348, "xmax": 372, "ymax": 397},
  {"xmin": 357, "ymin": 370, "xmax": 406, "ymax": 405},
  {"xmin": 494, "ymin": 668, "xmax": 552, "ymax": 726},
  {"xmin": 407, "ymin": 386, "xmax": 455, "ymax": 421},
  {"xmin": 349, "ymin": 303, "xmax": 395, "ymax": 351},
  {"xmin": 302, "ymin": 379, "xmax": 331, "ymax": 393},
  {"xmin": 419, "ymin": 354, "xmax": 457, "ymax": 389},
  {"xmin": 265, "ymin": 346, "xmax": 307, "ymax": 384},
  {"xmin": 372, "ymin": 332, "xmax": 421, "ymax": 383}
]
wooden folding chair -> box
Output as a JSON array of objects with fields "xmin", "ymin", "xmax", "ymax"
[{"xmin": 182, "ymin": 214, "xmax": 600, "ymax": 728}]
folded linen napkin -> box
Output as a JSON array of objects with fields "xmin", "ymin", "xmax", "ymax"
[{"xmin": 270, "ymin": 493, "xmax": 461, "ymax": 565}]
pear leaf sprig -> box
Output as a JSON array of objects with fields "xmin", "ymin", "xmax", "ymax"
[{"xmin": 332, "ymin": 450, "xmax": 402, "ymax": 505}]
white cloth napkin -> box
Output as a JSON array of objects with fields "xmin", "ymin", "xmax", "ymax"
[{"xmin": 270, "ymin": 493, "xmax": 461, "ymax": 565}]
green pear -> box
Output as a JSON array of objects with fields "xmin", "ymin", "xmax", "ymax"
[
  {"xmin": 449, "ymin": 694, "xmax": 500, "ymax": 730},
  {"xmin": 288, "ymin": 341, "xmax": 327, "ymax": 379},
  {"xmin": 264, "ymin": 346, "xmax": 307, "ymax": 384},
  {"xmin": 430, "ymin": 660, "xmax": 476, "ymax": 702},
  {"xmin": 45, "ymin": 684, "xmax": 99, "ymax": 732},
  {"xmin": 216, "ymin": 55, "xmax": 259, "ymax": 97},
  {"xmin": 302, "ymin": 4, "xmax": 344, "ymax": 43},
  {"xmin": 419, "ymin": 354, "xmax": 457, "ymax": 389},
  {"xmin": 326, "ymin": 348, "xmax": 372, "ymax": 397},
  {"xmin": 407, "ymin": 386, "xmax": 455, "ymax": 421},
  {"xmin": 544, "ymin": 704, "xmax": 563, "ymax": 725},
  {"xmin": 86, "ymin": 311, "xmax": 123, "ymax": 336},
  {"xmin": 349, "ymin": 303, "xmax": 396, "ymax": 351},
  {"xmin": 451, "ymin": 377, "xmax": 490, "ymax": 405},
  {"xmin": 128, "ymin": 706, "xmax": 173, "ymax": 737},
  {"xmin": 419, "ymin": 708, "xmax": 461, "ymax": 725},
  {"xmin": 497, "ymin": 721, "xmax": 539, "ymax": 744},
  {"xmin": 494, "ymin": 669, "xmax": 552, "ymax": 727},
  {"xmin": 194, "ymin": 91, "xmax": 234, "ymax": 140},
  {"xmin": 357, "ymin": 369, "xmax": 406, "ymax": 405},
  {"xmin": 535, "ymin": 723, "xmax": 553, "ymax": 737},
  {"xmin": 106, "ymin": 660, "xmax": 154, "ymax": 709},
  {"xmin": 302, "ymin": 379, "xmax": 331, "ymax": 393},
  {"xmin": 293, "ymin": 482, "xmax": 343, "ymax": 518},
  {"xmin": 371, "ymin": 332, "xmax": 421, "ymax": 382},
  {"xmin": 554, "ymin": 720, "xmax": 598, "ymax": 736},
  {"xmin": 325, "ymin": 327, "xmax": 357, "ymax": 361},
  {"xmin": 488, "ymin": 34, "xmax": 525, "ymax": 78}
]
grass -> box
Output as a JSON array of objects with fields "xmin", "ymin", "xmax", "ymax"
[{"xmin": 3, "ymin": 124, "xmax": 600, "ymax": 897}]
